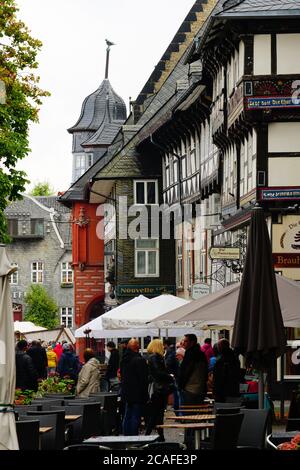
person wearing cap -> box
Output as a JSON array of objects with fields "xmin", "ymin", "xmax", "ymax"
[{"xmin": 57, "ymin": 343, "xmax": 80, "ymax": 382}]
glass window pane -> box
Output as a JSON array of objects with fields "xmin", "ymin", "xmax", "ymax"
[
  {"xmin": 136, "ymin": 182, "xmax": 145, "ymax": 204},
  {"xmin": 147, "ymin": 182, "xmax": 156, "ymax": 204},
  {"xmin": 148, "ymin": 251, "xmax": 157, "ymax": 275},
  {"xmin": 137, "ymin": 251, "xmax": 146, "ymax": 274},
  {"xmin": 136, "ymin": 239, "xmax": 157, "ymax": 249}
]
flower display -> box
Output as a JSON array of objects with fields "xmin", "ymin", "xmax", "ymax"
[{"xmin": 277, "ymin": 434, "xmax": 300, "ymax": 451}]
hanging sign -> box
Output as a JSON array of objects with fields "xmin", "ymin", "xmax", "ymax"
[
  {"xmin": 192, "ymin": 283, "xmax": 210, "ymax": 300},
  {"xmin": 209, "ymin": 247, "xmax": 241, "ymax": 260}
]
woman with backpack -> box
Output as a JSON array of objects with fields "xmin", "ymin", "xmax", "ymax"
[{"xmin": 57, "ymin": 343, "xmax": 80, "ymax": 383}]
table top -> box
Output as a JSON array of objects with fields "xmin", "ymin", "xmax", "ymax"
[
  {"xmin": 176, "ymin": 408, "xmax": 213, "ymax": 413},
  {"xmin": 166, "ymin": 414, "xmax": 216, "ymax": 421},
  {"xmin": 65, "ymin": 415, "xmax": 81, "ymax": 421},
  {"xmin": 158, "ymin": 422, "xmax": 215, "ymax": 430},
  {"xmin": 39, "ymin": 427, "xmax": 53, "ymax": 434},
  {"xmin": 83, "ymin": 435, "xmax": 158, "ymax": 445}
]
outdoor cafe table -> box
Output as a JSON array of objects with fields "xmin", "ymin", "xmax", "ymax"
[
  {"xmin": 175, "ymin": 408, "xmax": 213, "ymax": 414},
  {"xmin": 65, "ymin": 415, "xmax": 82, "ymax": 423},
  {"xmin": 157, "ymin": 423, "xmax": 214, "ymax": 450},
  {"xmin": 166, "ymin": 414, "xmax": 216, "ymax": 422},
  {"xmin": 83, "ymin": 435, "xmax": 159, "ymax": 449}
]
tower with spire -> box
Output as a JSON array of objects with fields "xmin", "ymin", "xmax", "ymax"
[{"xmin": 68, "ymin": 41, "xmax": 127, "ymax": 183}]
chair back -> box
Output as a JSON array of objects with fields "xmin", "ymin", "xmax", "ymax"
[
  {"xmin": 211, "ymin": 413, "xmax": 244, "ymax": 450},
  {"xmin": 237, "ymin": 409, "xmax": 270, "ymax": 449},
  {"xmin": 286, "ymin": 418, "xmax": 300, "ymax": 432},
  {"xmin": 51, "ymin": 404, "xmax": 102, "ymax": 443},
  {"xmin": 16, "ymin": 420, "xmax": 40, "ymax": 450},
  {"xmin": 15, "ymin": 404, "xmax": 43, "ymax": 413},
  {"xmin": 21, "ymin": 414, "xmax": 57, "ymax": 450},
  {"xmin": 32, "ymin": 399, "xmax": 64, "ymax": 409},
  {"xmin": 26, "ymin": 410, "xmax": 65, "ymax": 450}
]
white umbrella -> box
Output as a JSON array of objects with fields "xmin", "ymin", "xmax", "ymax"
[
  {"xmin": 14, "ymin": 321, "xmax": 46, "ymax": 334},
  {"xmin": 149, "ymin": 275, "xmax": 300, "ymax": 330},
  {"xmin": 0, "ymin": 246, "xmax": 19, "ymax": 450},
  {"xmin": 102, "ymin": 294, "xmax": 190, "ymax": 329}
]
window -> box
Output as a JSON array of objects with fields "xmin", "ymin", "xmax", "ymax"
[
  {"xmin": 9, "ymin": 264, "xmax": 18, "ymax": 285},
  {"xmin": 135, "ymin": 239, "xmax": 159, "ymax": 277},
  {"xmin": 31, "ymin": 262, "xmax": 44, "ymax": 283},
  {"xmin": 60, "ymin": 307, "xmax": 73, "ymax": 328},
  {"xmin": 134, "ymin": 181, "xmax": 158, "ymax": 205},
  {"xmin": 61, "ymin": 262, "xmax": 73, "ymax": 284},
  {"xmin": 30, "ymin": 219, "xmax": 44, "ymax": 236},
  {"xmin": 74, "ymin": 154, "xmax": 87, "ymax": 180},
  {"xmin": 7, "ymin": 219, "xmax": 18, "ymax": 236},
  {"xmin": 177, "ymin": 240, "xmax": 183, "ymax": 288},
  {"xmin": 181, "ymin": 156, "xmax": 187, "ymax": 179}
]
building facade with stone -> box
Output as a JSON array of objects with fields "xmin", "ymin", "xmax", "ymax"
[{"xmin": 4, "ymin": 195, "xmax": 74, "ymax": 325}]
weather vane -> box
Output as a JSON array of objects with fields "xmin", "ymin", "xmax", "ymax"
[{"xmin": 105, "ymin": 39, "xmax": 116, "ymax": 79}]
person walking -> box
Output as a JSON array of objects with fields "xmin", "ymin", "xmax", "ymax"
[
  {"xmin": 76, "ymin": 349, "xmax": 101, "ymax": 398},
  {"xmin": 145, "ymin": 339, "xmax": 174, "ymax": 441},
  {"xmin": 178, "ymin": 334, "xmax": 208, "ymax": 406},
  {"xmin": 120, "ymin": 338, "xmax": 148, "ymax": 436},
  {"xmin": 27, "ymin": 340, "xmax": 48, "ymax": 380},
  {"xmin": 57, "ymin": 343, "xmax": 80, "ymax": 382},
  {"xmin": 105, "ymin": 341, "xmax": 120, "ymax": 391},
  {"xmin": 53, "ymin": 342, "xmax": 63, "ymax": 361},
  {"xmin": 163, "ymin": 339, "xmax": 180, "ymax": 412},
  {"xmin": 46, "ymin": 345, "xmax": 57, "ymax": 375},
  {"xmin": 15, "ymin": 340, "xmax": 39, "ymax": 392},
  {"xmin": 213, "ymin": 339, "xmax": 241, "ymax": 402}
]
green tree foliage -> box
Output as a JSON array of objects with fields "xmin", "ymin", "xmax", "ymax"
[
  {"xmin": 0, "ymin": 0, "xmax": 49, "ymax": 242},
  {"xmin": 30, "ymin": 181, "xmax": 54, "ymax": 197},
  {"xmin": 24, "ymin": 284, "xmax": 59, "ymax": 329}
]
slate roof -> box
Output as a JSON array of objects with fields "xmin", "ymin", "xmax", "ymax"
[
  {"xmin": 217, "ymin": 0, "xmax": 300, "ymax": 17},
  {"xmin": 68, "ymin": 79, "xmax": 127, "ymax": 133}
]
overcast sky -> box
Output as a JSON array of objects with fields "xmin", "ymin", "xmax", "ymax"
[{"xmin": 16, "ymin": 0, "xmax": 195, "ymax": 193}]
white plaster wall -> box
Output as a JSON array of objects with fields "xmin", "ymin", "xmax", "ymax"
[
  {"xmin": 277, "ymin": 34, "xmax": 300, "ymax": 74},
  {"xmin": 254, "ymin": 35, "xmax": 271, "ymax": 75},
  {"xmin": 269, "ymin": 157, "xmax": 300, "ymax": 186},
  {"xmin": 268, "ymin": 122, "xmax": 300, "ymax": 153}
]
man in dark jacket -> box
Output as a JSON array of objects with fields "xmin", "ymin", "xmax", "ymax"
[
  {"xmin": 178, "ymin": 334, "xmax": 208, "ymax": 406},
  {"xmin": 163, "ymin": 339, "xmax": 180, "ymax": 411},
  {"xmin": 105, "ymin": 341, "xmax": 119, "ymax": 390},
  {"xmin": 15, "ymin": 340, "xmax": 39, "ymax": 392},
  {"xmin": 120, "ymin": 338, "xmax": 148, "ymax": 436},
  {"xmin": 213, "ymin": 339, "xmax": 241, "ymax": 402},
  {"xmin": 57, "ymin": 343, "xmax": 80, "ymax": 382},
  {"xmin": 27, "ymin": 340, "xmax": 48, "ymax": 379}
]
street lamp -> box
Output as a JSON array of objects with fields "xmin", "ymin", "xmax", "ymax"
[{"xmin": 83, "ymin": 328, "xmax": 92, "ymax": 349}]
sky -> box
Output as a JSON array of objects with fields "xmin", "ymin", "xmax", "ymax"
[{"xmin": 16, "ymin": 0, "xmax": 196, "ymax": 193}]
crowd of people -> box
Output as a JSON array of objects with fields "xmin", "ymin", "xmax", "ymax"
[{"xmin": 15, "ymin": 334, "xmax": 242, "ymax": 442}]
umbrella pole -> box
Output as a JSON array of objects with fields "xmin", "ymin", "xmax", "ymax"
[{"xmin": 258, "ymin": 370, "xmax": 264, "ymax": 409}]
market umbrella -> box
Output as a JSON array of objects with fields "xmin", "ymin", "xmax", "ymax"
[
  {"xmin": 0, "ymin": 246, "xmax": 19, "ymax": 450},
  {"xmin": 232, "ymin": 206, "xmax": 286, "ymax": 408}
]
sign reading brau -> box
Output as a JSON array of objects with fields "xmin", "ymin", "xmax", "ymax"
[
  {"xmin": 116, "ymin": 285, "xmax": 176, "ymax": 297},
  {"xmin": 273, "ymin": 215, "xmax": 300, "ymax": 278}
]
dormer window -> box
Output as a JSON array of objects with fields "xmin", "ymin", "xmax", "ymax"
[{"xmin": 74, "ymin": 153, "xmax": 94, "ymax": 181}]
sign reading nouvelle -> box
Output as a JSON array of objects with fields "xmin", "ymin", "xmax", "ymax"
[
  {"xmin": 117, "ymin": 285, "xmax": 176, "ymax": 297},
  {"xmin": 192, "ymin": 283, "xmax": 210, "ymax": 300},
  {"xmin": 209, "ymin": 247, "xmax": 240, "ymax": 261}
]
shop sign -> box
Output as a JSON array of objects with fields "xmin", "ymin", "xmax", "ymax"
[
  {"xmin": 261, "ymin": 188, "xmax": 300, "ymax": 201},
  {"xmin": 273, "ymin": 254, "xmax": 300, "ymax": 268},
  {"xmin": 246, "ymin": 96, "xmax": 300, "ymax": 110},
  {"xmin": 116, "ymin": 285, "xmax": 176, "ymax": 297},
  {"xmin": 192, "ymin": 283, "xmax": 210, "ymax": 300},
  {"xmin": 209, "ymin": 247, "xmax": 240, "ymax": 260}
]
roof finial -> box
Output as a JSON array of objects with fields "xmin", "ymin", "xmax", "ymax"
[{"xmin": 105, "ymin": 39, "xmax": 115, "ymax": 79}]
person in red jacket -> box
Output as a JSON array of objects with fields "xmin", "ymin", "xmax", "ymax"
[
  {"xmin": 53, "ymin": 342, "xmax": 63, "ymax": 361},
  {"xmin": 201, "ymin": 338, "xmax": 214, "ymax": 363}
]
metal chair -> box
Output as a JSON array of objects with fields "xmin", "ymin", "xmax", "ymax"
[
  {"xmin": 237, "ymin": 409, "xmax": 270, "ymax": 449},
  {"xmin": 16, "ymin": 420, "xmax": 40, "ymax": 450},
  {"xmin": 26, "ymin": 410, "xmax": 66, "ymax": 450}
]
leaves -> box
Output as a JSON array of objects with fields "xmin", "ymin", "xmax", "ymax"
[
  {"xmin": 24, "ymin": 284, "xmax": 59, "ymax": 329},
  {"xmin": 0, "ymin": 0, "xmax": 49, "ymax": 242},
  {"xmin": 30, "ymin": 181, "xmax": 54, "ymax": 197}
]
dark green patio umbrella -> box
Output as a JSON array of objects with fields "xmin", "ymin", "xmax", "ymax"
[{"xmin": 232, "ymin": 206, "xmax": 286, "ymax": 408}]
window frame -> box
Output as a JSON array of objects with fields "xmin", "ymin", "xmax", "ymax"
[
  {"xmin": 60, "ymin": 307, "xmax": 74, "ymax": 328},
  {"xmin": 61, "ymin": 262, "xmax": 74, "ymax": 284},
  {"xmin": 31, "ymin": 261, "xmax": 44, "ymax": 284},
  {"xmin": 133, "ymin": 180, "xmax": 159, "ymax": 205},
  {"xmin": 134, "ymin": 239, "xmax": 159, "ymax": 278}
]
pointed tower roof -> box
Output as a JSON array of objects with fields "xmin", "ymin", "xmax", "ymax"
[{"xmin": 68, "ymin": 78, "xmax": 127, "ymax": 134}]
